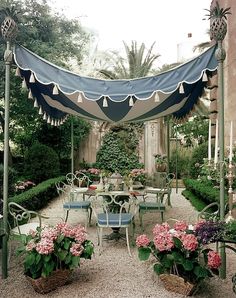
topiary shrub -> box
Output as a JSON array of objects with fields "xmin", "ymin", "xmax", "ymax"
[
  {"xmin": 96, "ymin": 127, "xmax": 141, "ymax": 175},
  {"xmin": 189, "ymin": 142, "xmax": 209, "ymax": 179},
  {"xmin": 24, "ymin": 143, "xmax": 60, "ymax": 183}
]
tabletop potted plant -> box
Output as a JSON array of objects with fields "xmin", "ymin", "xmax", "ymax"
[
  {"xmin": 17, "ymin": 222, "xmax": 94, "ymax": 294},
  {"xmin": 136, "ymin": 220, "xmax": 222, "ymax": 296}
]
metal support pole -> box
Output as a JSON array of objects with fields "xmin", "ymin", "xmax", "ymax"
[
  {"xmin": 71, "ymin": 117, "xmax": 74, "ymax": 174},
  {"xmin": 175, "ymin": 127, "xmax": 178, "ymax": 193},
  {"xmin": 166, "ymin": 116, "xmax": 170, "ymax": 174},
  {"xmin": 2, "ymin": 40, "xmax": 11, "ymax": 279},
  {"xmin": 216, "ymin": 40, "xmax": 226, "ymax": 279}
]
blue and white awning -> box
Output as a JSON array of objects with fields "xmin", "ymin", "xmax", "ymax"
[{"xmin": 13, "ymin": 44, "xmax": 217, "ymax": 124}]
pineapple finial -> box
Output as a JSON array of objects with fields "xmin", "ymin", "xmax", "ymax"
[{"xmin": 205, "ymin": 1, "xmax": 231, "ymax": 41}]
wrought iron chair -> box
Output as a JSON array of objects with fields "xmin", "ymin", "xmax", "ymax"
[
  {"xmin": 91, "ymin": 192, "xmax": 138, "ymax": 256},
  {"xmin": 62, "ymin": 172, "xmax": 92, "ymax": 227},
  {"xmin": 138, "ymin": 173, "xmax": 175, "ymax": 231},
  {"xmin": 8, "ymin": 202, "xmax": 46, "ymax": 236}
]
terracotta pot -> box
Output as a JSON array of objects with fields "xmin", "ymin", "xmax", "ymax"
[
  {"xmin": 155, "ymin": 163, "xmax": 167, "ymax": 172},
  {"xmin": 26, "ymin": 269, "xmax": 71, "ymax": 294},
  {"xmin": 159, "ymin": 274, "xmax": 198, "ymax": 296}
]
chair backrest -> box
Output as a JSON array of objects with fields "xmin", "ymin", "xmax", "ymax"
[
  {"xmin": 66, "ymin": 173, "xmax": 77, "ymax": 185},
  {"xmin": 75, "ymin": 171, "xmax": 91, "ymax": 187},
  {"xmin": 55, "ymin": 181, "xmax": 69, "ymax": 196},
  {"xmin": 91, "ymin": 194, "xmax": 137, "ymax": 227},
  {"xmin": 8, "ymin": 202, "xmax": 42, "ymax": 235},
  {"xmin": 198, "ymin": 202, "xmax": 220, "ymax": 221}
]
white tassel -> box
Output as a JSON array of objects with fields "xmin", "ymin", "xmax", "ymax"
[
  {"xmin": 51, "ymin": 119, "xmax": 54, "ymax": 126},
  {"xmin": 43, "ymin": 112, "xmax": 47, "ymax": 120},
  {"xmin": 29, "ymin": 72, "xmax": 35, "ymax": 83},
  {"xmin": 22, "ymin": 78, "xmax": 27, "ymax": 89},
  {"xmin": 33, "ymin": 99, "xmax": 39, "ymax": 108},
  {"xmin": 154, "ymin": 92, "xmax": 160, "ymax": 102},
  {"xmin": 103, "ymin": 96, "xmax": 108, "ymax": 107},
  {"xmin": 38, "ymin": 106, "xmax": 43, "ymax": 115},
  {"xmin": 28, "ymin": 89, "xmax": 33, "ymax": 99},
  {"xmin": 53, "ymin": 84, "xmax": 59, "ymax": 95},
  {"xmin": 60, "ymin": 119, "xmax": 63, "ymax": 125},
  {"xmin": 15, "ymin": 67, "xmax": 21, "ymax": 77},
  {"xmin": 77, "ymin": 93, "xmax": 83, "ymax": 103},
  {"xmin": 202, "ymin": 71, "xmax": 208, "ymax": 82},
  {"xmin": 47, "ymin": 116, "xmax": 51, "ymax": 124},
  {"xmin": 129, "ymin": 96, "xmax": 134, "ymax": 106},
  {"xmin": 179, "ymin": 82, "xmax": 185, "ymax": 94}
]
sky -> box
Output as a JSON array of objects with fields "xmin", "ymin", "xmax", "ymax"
[{"xmin": 50, "ymin": 0, "xmax": 212, "ymax": 66}]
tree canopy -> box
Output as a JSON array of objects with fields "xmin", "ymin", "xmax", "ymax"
[{"xmin": 0, "ymin": 0, "xmax": 92, "ymax": 162}]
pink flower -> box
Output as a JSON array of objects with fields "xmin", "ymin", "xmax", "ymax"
[
  {"xmin": 193, "ymin": 220, "xmax": 206, "ymax": 230},
  {"xmin": 70, "ymin": 243, "xmax": 84, "ymax": 256},
  {"xmin": 36, "ymin": 238, "xmax": 54, "ymax": 255},
  {"xmin": 154, "ymin": 232, "xmax": 174, "ymax": 251},
  {"xmin": 153, "ymin": 223, "xmax": 170, "ymax": 236},
  {"xmin": 28, "ymin": 229, "xmax": 37, "ymax": 237},
  {"xmin": 136, "ymin": 234, "xmax": 150, "ymax": 247},
  {"xmin": 207, "ymin": 250, "xmax": 221, "ymax": 269},
  {"xmin": 174, "ymin": 221, "xmax": 188, "ymax": 231},
  {"xmin": 182, "ymin": 234, "xmax": 198, "ymax": 251},
  {"xmin": 26, "ymin": 239, "xmax": 36, "ymax": 251},
  {"xmin": 41, "ymin": 227, "xmax": 58, "ymax": 240}
]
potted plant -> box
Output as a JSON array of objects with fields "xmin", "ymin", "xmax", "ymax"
[
  {"xmin": 17, "ymin": 222, "xmax": 94, "ymax": 294},
  {"xmin": 154, "ymin": 154, "xmax": 167, "ymax": 172},
  {"xmin": 136, "ymin": 220, "xmax": 222, "ymax": 296}
]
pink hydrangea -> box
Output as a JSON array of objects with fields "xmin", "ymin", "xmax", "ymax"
[
  {"xmin": 74, "ymin": 225, "xmax": 87, "ymax": 243},
  {"xmin": 28, "ymin": 229, "xmax": 37, "ymax": 237},
  {"xmin": 193, "ymin": 220, "xmax": 206, "ymax": 230},
  {"xmin": 136, "ymin": 234, "xmax": 150, "ymax": 247},
  {"xmin": 153, "ymin": 232, "xmax": 174, "ymax": 251},
  {"xmin": 207, "ymin": 250, "xmax": 221, "ymax": 269},
  {"xmin": 26, "ymin": 239, "xmax": 36, "ymax": 251},
  {"xmin": 41, "ymin": 227, "xmax": 59, "ymax": 241},
  {"xmin": 182, "ymin": 234, "xmax": 198, "ymax": 251},
  {"xmin": 153, "ymin": 223, "xmax": 170, "ymax": 236},
  {"xmin": 55, "ymin": 222, "xmax": 75, "ymax": 238},
  {"xmin": 36, "ymin": 238, "xmax": 54, "ymax": 255},
  {"xmin": 70, "ymin": 243, "xmax": 84, "ymax": 256},
  {"xmin": 174, "ymin": 221, "xmax": 188, "ymax": 231}
]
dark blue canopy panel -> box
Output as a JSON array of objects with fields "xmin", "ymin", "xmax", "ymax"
[{"xmin": 13, "ymin": 44, "xmax": 218, "ymax": 124}]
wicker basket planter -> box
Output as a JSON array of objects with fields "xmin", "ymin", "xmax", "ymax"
[
  {"xmin": 26, "ymin": 269, "xmax": 71, "ymax": 294},
  {"xmin": 159, "ymin": 274, "xmax": 198, "ymax": 296}
]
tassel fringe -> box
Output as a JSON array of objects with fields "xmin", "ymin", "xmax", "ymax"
[
  {"xmin": 179, "ymin": 83, "xmax": 185, "ymax": 94},
  {"xmin": 53, "ymin": 84, "xmax": 59, "ymax": 95}
]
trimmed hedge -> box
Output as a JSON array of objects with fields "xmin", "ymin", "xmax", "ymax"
[
  {"xmin": 183, "ymin": 178, "xmax": 227, "ymax": 205},
  {"xmin": 9, "ymin": 176, "xmax": 66, "ymax": 212}
]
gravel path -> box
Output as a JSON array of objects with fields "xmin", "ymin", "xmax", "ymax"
[{"xmin": 0, "ymin": 189, "xmax": 235, "ymax": 297}]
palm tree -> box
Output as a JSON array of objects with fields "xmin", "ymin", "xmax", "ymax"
[{"xmin": 99, "ymin": 40, "xmax": 160, "ymax": 79}]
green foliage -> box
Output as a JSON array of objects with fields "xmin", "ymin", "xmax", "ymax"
[
  {"xmin": 181, "ymin": 189, "xmax": 210, "ymax": 212},
  {"xmin": 173, "ymin": 116, "xmax": 209, "ymax": 147},
  {"xmin": 183, "ymin": 178, "xmax": 228, "ymax": 206},
  {"xmin": 9, "ymin": 176, "xmax": 65, "ymax": 211},
  {"xmin": 96, "ymin": 125, "xmax": 141, "ymax": 175},
  {"xmin": 169, "ymin": 147, "xmax": 193, "ymax": 179},
  {"xmin": 24, "ymin": 143, "xmax": 60, "ymax": 183},
  {"xmin": 189, "ymin": 142, "xmax": 209, "ymax": 178}
]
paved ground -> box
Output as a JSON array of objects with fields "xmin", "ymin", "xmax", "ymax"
[{"xmin": 0, "ymin": 189, "xmax": 235, "ymax": 297}]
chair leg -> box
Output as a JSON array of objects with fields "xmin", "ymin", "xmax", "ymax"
[
  {"xmin": 88, "ymin": 207, "xmax": 92, "ymax": 226},
  {"xmin": 125, "ymin": 227, "xmax": 132, "ymax": 257},
  {"xmin": 98, "ymin": 227, "xmax": 103, "ymax": 255},
  {"xmin": 64, "ymin": 210, "xmax": 69, "ymax": 222},
  {"xmin": 161, "ymin": 211, "xmax": 164, "ymax": 223},
  {"xmin": 139, "ymin": 210, "xmax": 144, "ymax": 232}
]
